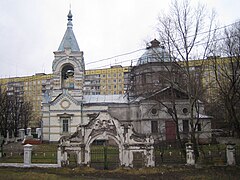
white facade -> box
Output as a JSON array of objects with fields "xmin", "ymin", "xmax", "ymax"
[
  {"xmin": 42, "ymin": 11, "xmax": 85, "ymax": 142},
  {"xmin": 42, "ymin": 11, "xmax": 212, "ymax": 143}
]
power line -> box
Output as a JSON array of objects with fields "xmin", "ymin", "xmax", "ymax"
[
  {"xmin": 90, "ymin": 58, "xmax": 139, "ymax": 69},
  {"xmin": 0, "ymin": 31, "xmax": 238, "ymax": 87},
  {"xmin": 85, "ymin": 48, "xmax": 145, "ymax": 65},
  {"xmin": 173, "ymin": 20, "xmax": 240, "ymax": 42},
  {"xmin": 11, "ymin": 32, "xmax": 233, "ymax": 74},
  {"xmin": 1, "ymin": 20, "xmax": 239, "ymax": 78},
  {"xmin": 87, "ymin": 34, "xmax": 240, "ymax": 70},
  {"xmin": 85, "ymin": 20, "xmax": 240, "ymax": 68}
]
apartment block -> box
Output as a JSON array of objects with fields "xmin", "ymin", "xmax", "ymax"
[
  {"xmin": 0, "ymin": 66, "xmax": 131, "ymax": 127},
  {"xmin": 0, "ymin": 73, "xmax": 52, "ymax": 127},
  {"xmin": 84, "ymin": 65, "xmax": 131, "ymax": 95}
]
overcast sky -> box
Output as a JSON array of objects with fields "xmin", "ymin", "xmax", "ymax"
[{"xmin": 0, "ymin": 0, "xmax": 239, "ymax": 78}]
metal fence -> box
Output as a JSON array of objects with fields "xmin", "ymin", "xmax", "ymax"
[
  {"xmin": 31, "ymin": 151, "xmax": 57, "ymax": 164},
  {"xmin": 90, "ymin": 145, "xmax": 119, "ymax": 170},
  {"xmin": 154, "ymin": 142, "xmax": 186, "ymax": 166},
  {"xmin": 198, "ymin": 144, "xmax": 226, "ymax": 165},
  {"xmin": 234, "ymin": 145, "xmax": 240, "ymax": 165},
  {"xmin": 0, "ymin": 143, "xmax": 57, "ymax": 164},
  {"xmin": 1, "ymin": 142, "xmax": 240, "ymax": 167},
  {"xmin": 154, "ymin": 142, "xmax": 240, "ymax": 166}
]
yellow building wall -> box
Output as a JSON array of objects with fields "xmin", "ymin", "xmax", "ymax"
[
  {"xmin": 0, "ymin": 66, "xmax": 130, "ymax": 127},
  {"xmin": 0, "ymin": 73, "xmax": 52, "ymax": 127},
  {"xmin": 85, "ymin": 65, "xmax": 130, "ymax": 95}
]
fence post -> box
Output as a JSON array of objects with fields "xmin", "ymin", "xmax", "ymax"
[
  {"xmin": 186, "ymin": 142, "xmax": 195, "ymax": 165},
  {"xmin": 226, "ymin": 143, "xmax": 236, "ymax": 166},
  {"xmin": 24, "ymin": 144, "xmax": 33, "ymax": 167},
  {"xmin": 57, "ymin": 147, "xmax": 62, "ymax": 167}
]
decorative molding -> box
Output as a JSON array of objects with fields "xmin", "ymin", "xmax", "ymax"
[{"xmin": 60, "ymin": 99, "xmax": 71, "ymax": 109}]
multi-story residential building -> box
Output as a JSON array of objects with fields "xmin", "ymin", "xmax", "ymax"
[
  {"xmin": 180, "ymin": 57, "xmax": 233, "ymax": 102},
  {"xmin": 0, "ymin": 53, "xmax": 231, "ymax": 129},
  {"xmin": 84, "ymin": 65, "xmax": 131, "ymax": 95},
  {"xmin": 0, "ymin": 67, "xmax": 130, "ymax": 127},
  {"xmin": 0, "ymin": 61, "xmax": 213, "ymax": 129},
  {"xmin": 0, "ymin": 73, "xmax": 52, "ymax": 127}
]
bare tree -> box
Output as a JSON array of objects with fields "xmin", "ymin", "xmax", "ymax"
[
  {"xmin": 9, "ymin": 92, "xmax": 23, "ymax": 138},
  {"xmin": 157, "ymin": 0, "xmax": 216, "ymax": 160},
  {"xmin": 20, "ymin": 101, "xmax": 33, "ymax": 131},
  {"xmin": 0, "ymin": 86, "xmax": 10, "ymax": 138},
  {"xmin": 0, "ymin": 84, "xmax": 33, "ymax": 140},
  {"xmin": 210, "ymin": 21, "xmax": 240, "ymax": 137}
]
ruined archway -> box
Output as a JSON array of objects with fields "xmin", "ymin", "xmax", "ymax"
[{"xmin": 58, "ymin": 111, "xmax": 154, "ymax": 168}]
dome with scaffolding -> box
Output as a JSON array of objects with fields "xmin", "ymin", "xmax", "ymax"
[{"xmin": 136, "ymin": 39, "xmax": 171, "ymax": 66}]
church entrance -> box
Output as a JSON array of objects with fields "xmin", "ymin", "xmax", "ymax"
[
  {"xmin": 165, "ymin": 120, "xmax": 176, "ymax": 142},
  {"xmin": 90, "ymin": 138, "xmax": 120, "ymax": 170}
]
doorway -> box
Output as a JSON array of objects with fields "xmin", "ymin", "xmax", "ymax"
[
  {"xmin": 90, "ymin": 138, "xmax": 119, "ymax": 170},
  {"xmin": 165, "ymin": 120, "xmax": 176, "ymax": 142}
]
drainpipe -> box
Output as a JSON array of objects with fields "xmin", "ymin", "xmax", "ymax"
[
  {"xmin": 81, "ymin": 102, "xmax": 83, "ymax": 124},
  {"xmin": 80, "ymin": 100, "xmax": 85, "ymax": 164},
  {"xmin": 48, "ymin": 104, "xmax": 50, "ymax": 142}
]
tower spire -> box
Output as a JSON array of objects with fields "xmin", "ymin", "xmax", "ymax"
[
  {"xmin": 68, "ymin": 10, "xmax": 72, "ymax": 21},
  {"xmin": 67, "ymin": 10, "xmax": 73, "ymax": 27},
  {"xmin": 57, "ymin": 10, "xmax": 80, "ymax": 52}
]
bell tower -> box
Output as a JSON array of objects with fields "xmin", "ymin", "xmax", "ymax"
[
  {"xmin": 51, "ymin": 10, "xmax": 85, "ymax": 101},
  {"xmin": 42, "ymin": 10, "xmax": 85, "ymax": 142}
]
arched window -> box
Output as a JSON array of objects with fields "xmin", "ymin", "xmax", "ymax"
[{"xmin": 61, "ymin": 64, "xmax": 74, "ymax": 89}]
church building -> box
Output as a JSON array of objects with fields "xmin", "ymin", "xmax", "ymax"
[{"xmin": 42, "ymin": 11, "xmax": 211, "ymax": 144}]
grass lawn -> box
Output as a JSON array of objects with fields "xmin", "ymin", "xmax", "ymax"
[
  {"xmin": 0, "ymin": 142, "xmax": 58, "ymax": 164},
  {"xmin": 0, "ymin": 142, "xmax": 240, "ymax": 179},
  {"xmin": 0, "ymin": 166, "xmax": 240, "ymax": 179}
]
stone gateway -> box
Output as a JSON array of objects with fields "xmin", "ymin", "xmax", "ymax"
[{"xmin": 58, "ymin": 111, "xmax": 154, "ymax": 168}]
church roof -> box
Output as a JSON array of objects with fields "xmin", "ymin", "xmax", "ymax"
[
  {"xmin": 83, "ymin": 94, "xmax": 129, "ymax": 104},
  {"xmin": 83, "ymin": 94, "xmax": 149, "ymax": 104},
  {"xmin": 136, "ymin": 39, "xmax": 171, "ymax": 66},
  {"xmin": 57, "ymin": 10, "xmax": 80, "ymax": 52}
]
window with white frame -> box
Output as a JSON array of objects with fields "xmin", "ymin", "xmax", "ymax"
[{"xmin": 62, "ymin": 119, "xmax": 69, "ymax": 133}]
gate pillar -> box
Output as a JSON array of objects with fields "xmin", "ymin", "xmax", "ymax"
[
  {"xmin": 226, "ymin": 143, "xmax": 236, "ymax": 166},
  {"xmin": 76, "ymin": 151, "xmax": 82, "ymax": 165},
  {"xmin": 122, "ymin": 148, "xmax": 133, "ymax": 167},
  {"xmin": 186, "ymin": 142, "xmax": 195, "ymax": 165},
  {"xmin": 145, "ymin": 148, "xmax": 155, "ymax": 167},
  {"xmin": 80, "ymin": 145, "xmax": 85, "ymax": 164},
  {"xmin": 57, "ymin": 147, "xmax": 62, "ymax": 167},
  {"xmin": 24, "ymin": 144, "xmax": 32, "ymax": 167},
  {"xmin": 62, "ymin": 151, "xmax": 69, "ymax": 165}
]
